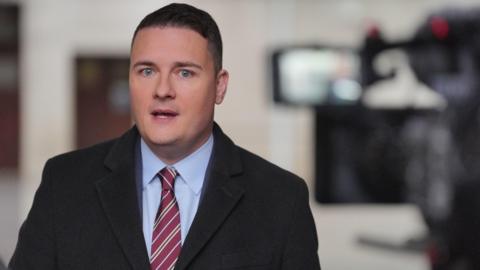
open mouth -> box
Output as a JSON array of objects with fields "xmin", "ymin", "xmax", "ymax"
[{"xmin": 151, "ymin": 109, "xmax": 178, "ymax": 118}]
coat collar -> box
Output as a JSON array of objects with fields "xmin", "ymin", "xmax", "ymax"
[
  {"xmin": 96, "ymin": 126, "xmax": 151, "ymax": 270},
  {"xmin": 174, "ymin": 123, "xmax": 245, "ymax": 270},
  {"xmin": 103, "ymin": 126, "xmax": 139, "ymax": 171}
]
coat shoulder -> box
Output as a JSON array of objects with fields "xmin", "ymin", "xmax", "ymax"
[
  {"xmin": 45, "ymin": 126, "xmax": 138, "ymax": 174},
  {"xmin": 46, "ymin": 138, "xmax": 118, "ymax": 172},
  {"xmin": 235, "ymin": 145, "xmax": 306, "ymax": 188}
]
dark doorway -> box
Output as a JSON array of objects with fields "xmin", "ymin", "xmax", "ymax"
[
  {"xmin": 75, "ymin": 57, "xmax": 132, "ymax": 149},
  {"xmin": 0, "ymin": 5, "xmax": 19, "ymax": 170}
]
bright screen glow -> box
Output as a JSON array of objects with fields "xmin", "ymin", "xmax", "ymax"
[{"xmin": 278, "ymin": 48, "xmax": 361, "ymax": 105}]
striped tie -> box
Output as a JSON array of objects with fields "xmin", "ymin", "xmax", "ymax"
[{"xmin": 150, "ymin": 167, "xmax": 182, "ymax": 270}]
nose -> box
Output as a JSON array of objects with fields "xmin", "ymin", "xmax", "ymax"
[{"xmin": 153, "ymin": 74, "xmax": 175, "ymax": 99}]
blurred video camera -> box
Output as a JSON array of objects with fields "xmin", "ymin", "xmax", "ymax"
[
  {"xmin": 272, "ymin": 7, "xmax": 480, "ymax": 108},
  {"xmin": 271, "ymin": 6, "xmax": 480, "ymax": 201},
  {"xmin": 271, "ymin": 7, "xmax": 480, "ymax": 269}
]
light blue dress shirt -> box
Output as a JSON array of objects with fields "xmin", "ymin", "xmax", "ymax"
[{"xmin": 141, "ymin": 135, "xmax": 213, "ymax": 257}]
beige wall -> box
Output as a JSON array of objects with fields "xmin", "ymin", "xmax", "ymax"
[{"xmin": 7, "ymin": 0, "xmax": 480, "ymax": 268}]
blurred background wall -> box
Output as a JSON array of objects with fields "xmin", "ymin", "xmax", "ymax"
[{"xmin": 2, "ymin": 0, "xmax": 480, "ymax": 269}]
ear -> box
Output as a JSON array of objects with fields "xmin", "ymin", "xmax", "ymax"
[{"xmin": 215, "ymin": 69, "xmax": 229, "ymax": 104}]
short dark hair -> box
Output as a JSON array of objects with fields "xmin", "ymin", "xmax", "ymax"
[{"xmin": 132, "ymin": 3, "xmax": 223, "ymax": 73}]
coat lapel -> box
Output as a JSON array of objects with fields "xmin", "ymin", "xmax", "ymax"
[
  {"xmin": 95, "ymin": 127, "xmax": 150, "ymax": 270},
  {"xmin": 174, "ymin": 124, "xmax": 245, "ymax": 270}
]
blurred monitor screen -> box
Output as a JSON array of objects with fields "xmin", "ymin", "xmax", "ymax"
[{"xmin": 271, "ymin": 47, "xmax": 361, "ymax": 106}]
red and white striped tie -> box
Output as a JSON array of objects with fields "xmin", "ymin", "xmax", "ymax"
[{"xmin": 150, "ymin": 167, "xmax": 182, "ymax": 270}]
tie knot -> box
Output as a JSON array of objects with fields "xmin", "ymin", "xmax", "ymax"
[{"xmin": 158, "ymin": 167, "xmax": 177, "ymax": 191}]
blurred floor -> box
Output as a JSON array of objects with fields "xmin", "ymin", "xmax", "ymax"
[
  {"xmin": 314, "ymin": 203, "xmax": 430, "ymax": 270},
  {"xmin": 0, "ymin": 171, "xmax": 19, "ymax": 263}
]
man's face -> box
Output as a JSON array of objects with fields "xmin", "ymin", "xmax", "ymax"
[{"xmin": 129, "ymin": 27, "xmax": 228, "ymax": 164}]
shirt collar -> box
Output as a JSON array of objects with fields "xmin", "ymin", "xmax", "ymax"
[{"xmin": 140, "ymin": 135, "xmax": 214, "ymax": 195}]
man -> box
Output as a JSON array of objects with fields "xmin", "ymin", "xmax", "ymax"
[{"xmin": 10, "ymin": 3, "xmax": 321, "ymax": 270}]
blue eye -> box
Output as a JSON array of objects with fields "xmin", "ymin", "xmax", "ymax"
[
  {"xmin": 179, "ymin": 69, "xmax": 192, "ymax": 78},
  {"xmin": 141, "ymin": 68, "xmax": 154, "ymax": 77}
]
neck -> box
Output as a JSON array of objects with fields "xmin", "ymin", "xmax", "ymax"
[{"xmin": 146, "ymin": 133, "xmax": 213, "ymax": 165}]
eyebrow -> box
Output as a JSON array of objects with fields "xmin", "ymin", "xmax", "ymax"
[
  {"xmin": 132, "ymin": 60, "xmax": 203, "ymax": 70},
  {"xmin": 174, "ymin": 61, "xmax": 203, "ymax": 70},
  {"xmin": 132, "ymin": 61, "xmax": 155, "ymax": 68}
]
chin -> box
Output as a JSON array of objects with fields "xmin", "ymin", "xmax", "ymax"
[{"xmin": 147, "ymin": 136, "xmax": 178, "ymax": 147}]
